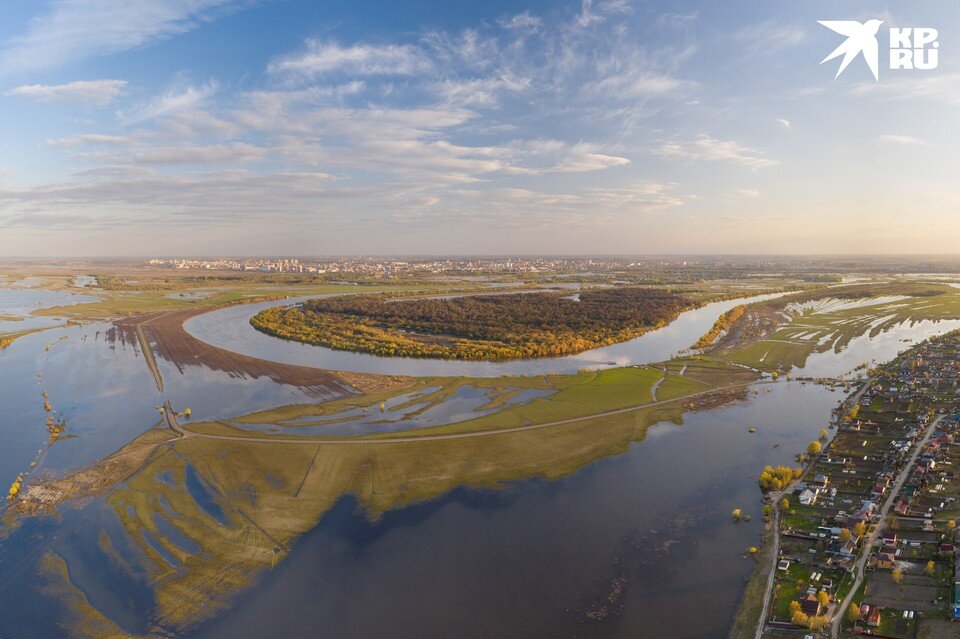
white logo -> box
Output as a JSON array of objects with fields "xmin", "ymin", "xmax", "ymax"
[
  {"xmin": 819, "ymin": 20, "xmax": 939, "ymax": 81},
  {"xmin": 889, "ymin": 28, "xmax": 940, "ymax": 70},
  {"xmin": 819, "ymin": 20, "xmax": 883, "ymax": 80}
]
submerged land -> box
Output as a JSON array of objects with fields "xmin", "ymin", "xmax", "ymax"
[{"xmin": 4, "ymin": 257, "xmax": 960, "ymax": 637}]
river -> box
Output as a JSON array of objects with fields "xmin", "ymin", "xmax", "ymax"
[
  {"xmin": 183, "ymin": 292, "xmax": 788, "ymax": 377},
  {"xmin": 1, "ymin": 288, "xmax": 959, "ymax": 638}
]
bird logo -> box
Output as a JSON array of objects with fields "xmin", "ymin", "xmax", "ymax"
[{"xmin": 819, "ymin": 19, "xmax": 884, "ymax": 81}]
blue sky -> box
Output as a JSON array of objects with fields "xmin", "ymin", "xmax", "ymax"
[{"xmin": 0, "ymin": 0, "xmax": 958, "ymax": 256}]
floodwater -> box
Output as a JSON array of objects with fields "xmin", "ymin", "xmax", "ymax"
[
  {"xmin": 3, "ymin": 287, "xmax": 960, "ymax": 638},
  {"xmin": 0, "ymin": 307, "xmax": 358, "ymax": 498},
  {"xmin": 192, "ymin": 382, "xmax": 843, "ymax": 639},
  {"xmin": 183, "ymin": 292, "xmax": 789, "ymax": 377},
  {"xmin": 800, "ymin": 318, "xmax": 960, "ymax": 379},
  {"xmin": 0, "ymin": 288, "xmax": 99, "ymax": 333},
  {"xmin": 231, "ymin": 385, "xmax": 555, "ymax": 436}
]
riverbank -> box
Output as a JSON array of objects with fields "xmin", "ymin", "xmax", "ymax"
[
  {"xmin": 120, "ymin": 310, "xmax": 369, "ymax": 398},
  {"xmin": 249, "ymin": 287, "xmax": 702, "ymax": 361},
  {"xmin": 727, "ymin": 513, "xmax": 778, "ymax": 639},
  {"xmin": 741, "ymin": 330, "xmax": 960, "ymax": 638},
  {"xmin": 10, "ymin": 277, "xmax": 960, "ymax": 638}
]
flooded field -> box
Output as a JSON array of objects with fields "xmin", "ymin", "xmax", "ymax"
[
  {"xmin": 4, "ymin": 287, "xmax": 960, "ymax": 638},
  {"xmin": 230, "ymin": 385, "xmax": 555, "ymax": 436},
  {"xmin": 187, "ymin": 382, "xmax": 842, "ymax": 639},
  {"xmin": 0, "ymin": 314, "xmax": 350, "ymax": 499},
  {"xmin": 0, "ymin": 288, "xmax": 99, "ymax": 334}
]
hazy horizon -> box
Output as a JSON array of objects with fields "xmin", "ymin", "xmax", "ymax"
[{"xmin": 10, "ymin": 252, "xmax": 960, "ymax": 260}]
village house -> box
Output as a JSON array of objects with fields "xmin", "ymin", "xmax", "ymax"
[
  {"xmin": 872, "ymin": 551, "xmax": 897, "ymax": 569},
  {"xmin": 862, "ymin": 604, "xmax": 881, "ymax": 627},
  {"xmin": 798, "ymin": 487, "xmax": 820, "ymax": 506},
  {"xmin": 800, "ymin": 594, "xmax": 821, "ymax": 617}
]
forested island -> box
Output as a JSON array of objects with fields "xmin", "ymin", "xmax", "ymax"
[{"xmin": 249, "ymin": 288, "xmax": 695, "ymax": 360}]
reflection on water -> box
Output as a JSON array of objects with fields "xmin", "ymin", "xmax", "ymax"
[
  {"xmin": 233, "ymin": 385, "xmax": 554, "ymax": 435},
  {"xmin": 190, "ymin": 383, "xmax": 842, "ymax": 639},
  {"xmin": 7, "ymin": 289, "xmax": 960, "ymax": 638},
  {"xmin": 0, "ymin": 288, "xmax": 99, "ymax": 333},
  {"xmin": 184, "ymin": 464, "xmax": 229, "ymax": 526},
  {"xmin": 1, "ymin": 365, "xmax": 827, "ymax": 638},
  {"xmin": 801, "ymin": 318, "xmax": 960, "ymax": 378}
]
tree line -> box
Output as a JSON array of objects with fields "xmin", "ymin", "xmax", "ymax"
[
  {"xmin": 692, "ymin": 304, "xmax": 745, "ymax": 349},
  {"xmin": 250, "ymin": 288, "xmax": 695, "ymax": 360}
]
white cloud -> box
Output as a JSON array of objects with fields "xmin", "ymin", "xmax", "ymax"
[
  {"xmin": 0, "ymin": 0, "xmax": 250, "ymax": 75},
  {"xmin": 657, "ymin": 12, "xmax": 698, "ymax": 28},
  {"xmin": 128, "ymin": 143, "xmax": 265, "ymax": 165},
  {"xmin": 46, "ymin": 134, "xmax": 128, "ymax": 148},
  {"xmin": 878, "ymin": 134, "xmax": 932, "ymax": 147},
  {"xmin": 498, "ymin": 12, "xmax": 542, "ymax": 34},
  {"xmin": 588, "ymin": 72, "xmax": 691, "ymax": 101},
  {"xmin": 269, "ymin": 40, "xmax": 432, "ymax": 78},
  {"xmin": 432, "ymin": 76, "xmax": 529, "ymax": 108},
  {"xmin": 575, "ymin": 0, "xmax": 633, "ymax": 28},
  {"xmin": 852, "ymin": 74, "xmax": 960, "ymax": 105},
  {"xmin": 657, "ymin": 136, "xmax": 778, "ymax": 169},
  {"xmin": 424, "ymin": 181, "xmax": 682, "ymax": 229},
  {"xmin": 506, "ymin": 140, "xmax": 630, "ymax": 174},
  {"xmin": 6, "ymin": 79, "xmax": 127, "ymax": 105},
  {"xmin": 0, "ymin": 171, "xmax": 346, "ymax": 222},
  {"xmin": 5, "ymin": 2, "xmax": 703, "ymax": 247},
  {"xmin": 120, "ymin": 82, "xmax": 218, "ymax": 125},
  {"xmin": 777, "ymin": 118, "xmax": 791, "ymax": 128},
  {"xmin": 735, "ymin": 189, "xmax": 760, "ymax": 197},
  {"xmin": 736, "ymin": 21, "xmax": 805, "ymax": 56}
]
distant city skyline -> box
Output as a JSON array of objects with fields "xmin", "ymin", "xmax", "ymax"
[{"xmin": 1, "ymin": 1, "xmax": 959, "ymax": 256}]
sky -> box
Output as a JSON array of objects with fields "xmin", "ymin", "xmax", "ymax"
[{"xmin": 0, "ymin": 0, "xmax": 958, "ymax": 256}]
